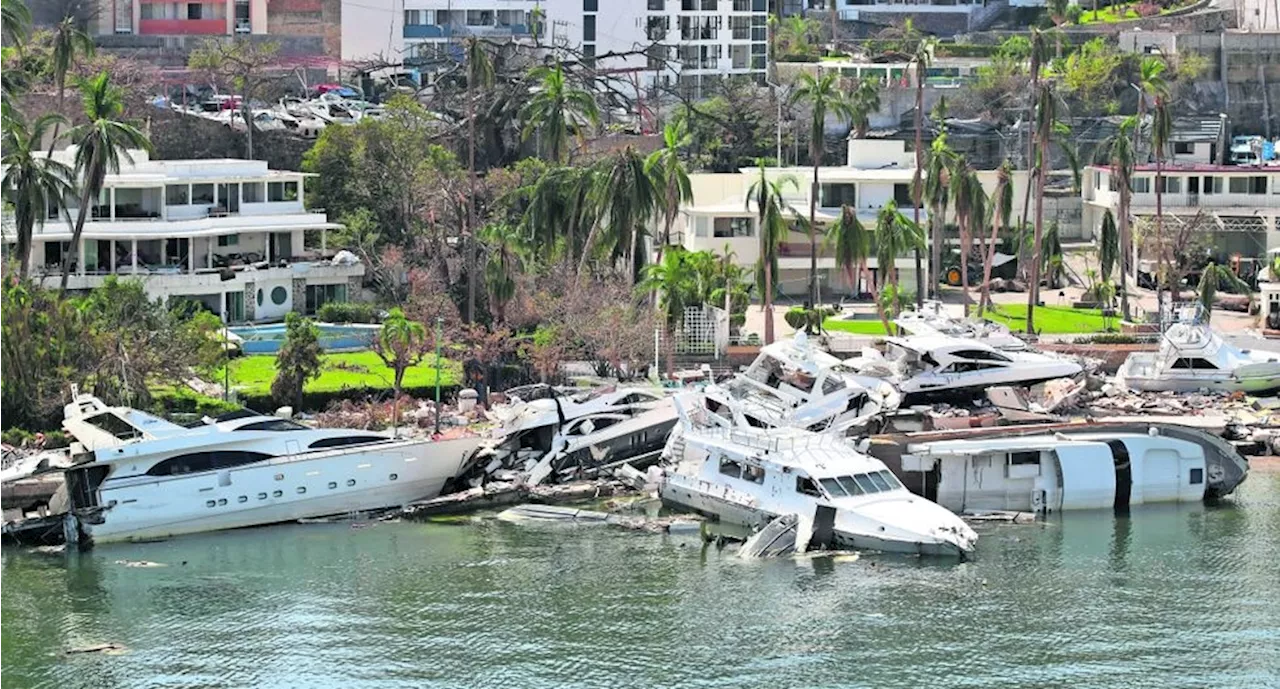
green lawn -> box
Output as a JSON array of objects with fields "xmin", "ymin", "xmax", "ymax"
[
  {"xmin": 982, "ymin": 304, "xmax": 1116, "ymax": 334},
  {"xmin": 822, "ymin": 318, "xmax": 890, "ymax": 335},
  {"xmin": 1077, "ymin": 6, "xmax": 1140, "ymax": 23},
  {"xmin": 221, "ymin": 351, "xmax": 461, "ymax": 397}
]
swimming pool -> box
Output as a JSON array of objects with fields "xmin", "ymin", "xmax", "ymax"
[{"xmin": 228, "ymin": 322, "xmax": 380, "ymax": 354}]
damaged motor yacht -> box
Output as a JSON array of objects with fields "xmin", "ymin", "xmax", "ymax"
[
  {"xmin": 702, "ymin": 332, "xmax": 900, "ymax": 435},
  {"xmin": 893, "ymin": 301, "xmax": 1028, "ymax": 351},
  {"xmin": 657, "ymin": 396, "xmax": 977, "ymax": 557},
  {"xmin": 850, "ymin": 336, "xmax": 1082, "ymax": 404},
  {"xmin": 863, "ymin": 421, "xmax": 1249, "ymax": 513},
  {"xmin": 1116, "ymin": 321, "xmax": 1280, "ymax": 393},
  {"xmin": 56, "ymin": 393, "xmax": 480, "ymax": 545}
]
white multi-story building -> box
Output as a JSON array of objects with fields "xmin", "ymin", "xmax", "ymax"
[
  {"xmin": 823, "ymin": 0, "xmax": 1011, "ymax": 35},
  {"xmin": 676, "ymin": 138, "xmax": 1034, "ymax": 297},
  {"xmin": 343, "ymin": 0, "xmax": 769, "ymax": 99},
  {"xmin": 1083, "ymin": 162, "xmax": 1280, "ymax": 261},
  {"xmin": 1, "ymin": 149, "xmax": 359, "ymax": 324}
]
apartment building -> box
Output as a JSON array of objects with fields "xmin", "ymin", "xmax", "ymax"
[
  {"xmin": 1, "ymin": 149, "xmax": 360, "ymax": 324},
  {"xmin": 675, "ymin": 138, "xmax": 1037, "ymax": 297},
  {"xmin": 342, "ymin": 0, "xmax": 768, "ymax": 99},
  {"xmin": 1083, "ymin": 162, "xmax": 1280, "ymax": 261},
  {"xmin": 95, "ymin": 0, "xmax": 270, "ymax": 36},
  {"xmin": 822, "ymin": 0, "xmax": 1008, "ymax": 35}
]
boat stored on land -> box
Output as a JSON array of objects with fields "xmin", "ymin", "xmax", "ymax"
[
  {"xmin": 657, "ymin": 396, "xmax": 977, "ymax": 557},
  {"xmin": 1116, "ymin": 322, "xmax": 1280, "ymax": 393},
  {"xmin": 702, "ymin": 333, "xmax": 900, "ymax": 435},
  {"xmin": 851, "ymin": 336, "xmax": 1082, "ymax": 404},
  {"xmin": 894, "ymin": 301, "xmax": 1028, "ymax": 351},
  {"xmin": 58, "ymin": 394, "xmax": 479, "ymax": 545}
]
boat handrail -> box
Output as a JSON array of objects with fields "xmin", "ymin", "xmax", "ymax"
[{"xmin": 697, "ymin": 426, "xmax": 834, "ymax": 454}]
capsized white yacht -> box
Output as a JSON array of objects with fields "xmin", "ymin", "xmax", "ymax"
[
  {"xmin": 702, "ymin": 332, "xmax": 900, "ymax": 435},
  {"xmin": 657, "ymin": 396, "xmax": 977, "ymax": 557},
  {"xmin": 863, "ymin": 423, "xmax": 1246, "ymax": 513},
  {"xmin": 894, "ymin": 301, "xmax": 1028, "ymax": 351},
  {"xmin": 59, "ymin": 393, "xmax": 480, "ymax": 545},
  {"xmin": 1116, "ymin": 321, "xmax": 1280, "ymax": 393},
  {"xmin": 850, "ymin": 336, "xmax": 1082, "ymax": 404}
]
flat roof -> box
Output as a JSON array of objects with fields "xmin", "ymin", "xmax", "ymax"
[{"xmin": 1091, "ymin": 163, "xmax": 1280, "ymax": 174}]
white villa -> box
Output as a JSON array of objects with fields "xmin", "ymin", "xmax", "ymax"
[
  {"xmin": 677, "ymin": 139, "xmax": 1030, "ymax": 297},
  {"xmin": 1082, "ymin": 160, "xmax": 1280, "ymax": 261},
  {"xmin": 1, "ymin": 149, "xmax": 359, "ymax": 323}
]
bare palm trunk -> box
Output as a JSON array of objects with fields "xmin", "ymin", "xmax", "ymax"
[
  {"xmin": 929, "ymin": 200, "xmax": 941, "ymax": 301},
  {"xmin": 912, "ymin": 76, "xmax": 925, "ymax": 307},
  {"xmin": 979, "ymin": 208, "xmax": 1002, "ymax": 316},
  {"xmin": 466, "ymin": 88, "xmax": 478, "ymax": 323},
  {"xmin": 241, "ymin": 95, "xmax": 254, "ymax": 159},
  {"xmin": 959, "ymin": 217, "xmax": 971, "ymax": 316},
  {"xmin": 1118, "ymin": 187, "xmax": 1131, "ymax": 321},
  {"xmin": 1027, "ymin": 142, "xmax": 1046, "ymax": 335},
  {"xmin": 764, "ymin": 259, "xmax": 775, "ymax": 344},
  {"xmin": 665, "ymin": 322, "xmax": 675, "ymax": 378},
  {"xmin": 809, "ymin": 166, "xmax": 819, "ymax": 316},
  {"xmin": 47, "ymin": 84, "xmax": 66, "ymax": 157},
  {"xmin": 60, "ymin": 150, "xmax": 100, "ymax": 294},
  {"xmin": 1155, "ymin": 151, "xmax": 1165, "ymax": 321}
]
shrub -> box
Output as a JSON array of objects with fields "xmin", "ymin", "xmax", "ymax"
[
  {"xmin": 784, "ymin": 307, "xmax": 809, "ymax": 330},
  {"xmin": 1, "ymin": 428, "xmax": 70, "ymax": 449},
  {"xmin": 1135, "ymin": 2, "xmax": 1161, "ymax": 15},
  {"xmin": 150, "ymin": 386, "xmax": 242, "ymax": 418},
  {"xmin": 317, "ymin": 302, "xmax": 382, "ymax": 324},
  {"xmin": 1065, "ymin": 3, "xmax": 1084, "ymax": 23},
  {"xmin": 1079, "ymin": 333, "xmax": 1144, "ymax": 345}
]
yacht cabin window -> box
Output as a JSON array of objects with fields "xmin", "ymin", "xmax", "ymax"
[
  {"xmin": 309, "ymin": 436, "xmax": 387, "ymax": 449},
  {"xmin": 719, "ymin": 457, "xmax": 742, "ymax": 478},
  {"xmin": 795, "ymin": 476, "xmax": 822, "ymax": 497},
  {"xmin": 952, "ymin": 349, "xmax": 1011, "ymax": 363},
  {"xmin": 741, "ymin": 464, "xmax": 765, "ymax": 484},
  {"xmin": 146, "ymin": 450, "xmax": 273, "ymax": 476},
  {"xmin": 1170, "ymin": 357, "xmax": 1219, "ymax": 370},
  {"xmin": 941, "ymin": 361, "xmax": 1002, "ymax": 373},
  {"xmin": 83, "ymin": 412, "xmax": 144, "ymax": 441},
  {"xmin": 237, "ymin": 419, "xmax": 307, "ymax": 431}
]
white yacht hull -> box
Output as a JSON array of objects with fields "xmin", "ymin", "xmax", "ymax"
[
  {"xmin": 659, "ymin": 478, "xmax": 970, "ymax": 557},
  {"xmin": 80, "ymin": 437, "xmax": 480, "ymax": 544},
  {"xmin": 1117, "ymin": 354, "xmax": 1280, "ymax": 393}
]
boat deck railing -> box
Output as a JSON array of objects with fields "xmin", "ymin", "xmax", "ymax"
[{"xmin": 697, "ymin": 427, "xmax": 835, "ymax": 454}]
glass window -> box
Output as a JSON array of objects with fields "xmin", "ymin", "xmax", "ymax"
[
  {"xmin": 952, "ymin": 349, "xmax": 1011, "ymax": 362},
  {"xmin": 191, "ymin": 183, "xmax": 215, "ymax": 204},
  {"xmin": 1229, "ymin": 177, "xmax": 1249, "ymax": 194},
  {"xmin": 1132, "ymin": 177, "xmax": 1150, "ymax": 194},
  {"xmin": 271, "ymin": 286, "xmax": 288, "ymax": 305},
  {"xmin": 1010, "ymin": 451, "xmax": 1040, "ymax": 465},
  {"xmin": 217, "ymin": 234, "xmax": 240, "ymax": 247},
  {"xmin": 236, "ymin": 419, "xmax": 306, "ymax": 431},
  {"xmin": 718, "ymin": 457, "xmax": 742, "ymax": 478},
  {"xmin": 877, "ymin": 470, "xmax": 902, "ymax": 490},
  {"xmin": 146, "ymin": 450, "xmax": 273, "ymax": 476},
  {"xmin": 852, "ymin": 474, "xmax": 878, "ymax": 494},
  {"xmin": 583, "ymin": 14, "xmax": 595, "ymax": 40},
  {"xmin": 712, "ymin": 217, "xmax": 753, "ymax": 237},
  {"xmin": 820, "ymin": 477, "xmax": 848, "ymax": 497},
  {"xmin": 583, "ymin": 0, "xmax": 598, "ymax": 10},
  {"xmin": 836, "ymin": 475, "xmax": 864, "ymax": 496},
  {"xmin": 741, "ymin": 464, "xmax": 765, "ymax": 484},
  {"xmin": 795, "ymin": 476, "xmax": 822, "ymax": 497},
  {"xmin": 1155, "ymin": 176, "xmax": 1181, "ymax": 194},
  {"xmin": 865, "ymin": 471, "xmax": 892, "ymax": 492},
  {"xmin": 1250, "ymin": 176, "xmax": 1268, "ymax": 194},
  {"xmin": 1170, "ymin": 357, "xmax": 1220, "ymax": 370},
  {"xmin": 819, "ymin": 183, "xmax": 857, "ymax": 208},
  {"xmin": 267, "ymin": 181, "xmax": 299, "ymax": 202},
  {"xmin": 893, "ymin": 183, "xmax": 913, "ymax": 206},
  {"xmin": 310, "ymin": 436, "xmax": 388, "ymax": 449},
  {"xmin": 242, "ymin": 182, "xmax": 264, "ymax": 203},
  {"xmin": 1190, "ymin": 468, "xmax": 1204, "ymax": 485},
  {"xmin": 165, "ymin": 184, "xmax": 188, "ymax": 205},
  {"xmin": 648, "ymin": 0, "xmax": 663, "ymax": 8}
]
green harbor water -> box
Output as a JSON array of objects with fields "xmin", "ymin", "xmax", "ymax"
[{"xmin": 3, "ymin": 471, "xmax": 1279, "ymax": 689}]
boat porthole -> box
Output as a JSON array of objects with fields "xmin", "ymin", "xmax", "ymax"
[
  {"xmin": 297, "ymin": 487, "xmax": 306, "ymax": 494},
  {"xmin": 389, "ymin": 473, "xmax": 398, "ymax": 481},
  {"xmin": 273, "ymin": 490, "xmax": 283, "ymax": 498},
  {"xmin": 258, "ymin": 493, "xmax": 267, "ymax": 500},
  {"xmin": 328, "ymin": 481, "xmax": 337, "ymax": 489},
  {"xmin": 238, "ymin": 496, "xmax": 248, "ymax": 503},
  {"xmin": 347, "ymin": 479, "xmax": 356, "ymax": 487},
  {"xmin": 274, "ymin": 473, "xmax": 284, "ymax": 481},
  {"xmin": 217, "ymin": 499, "xmax": 227, "ymax": 506},
  {"xmin": 879, "ymin": 526, "xmax": 885, "ymax": 531},
  {"xmin": 206, "ymin": 500, "xmax": 216, "ymax": 508}
]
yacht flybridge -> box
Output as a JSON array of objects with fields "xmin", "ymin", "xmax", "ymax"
[
  {"xmin": 1117, "ymin": 321, "xmax": 1280, "ymax": 393},
  {"xmin": 59, "ymin": 394, "xmax": 480, "ymax": 545},
  {"xmin": 851, "ymin": 336, "xmax": 1082, "ymax": 404},
  {"xmin": 657, "ymin": 396, "xmax": 977, "ymax": 557},
  {"xmin": 702, "ymin": 332, "xmax": 900, "ymax": 435}
]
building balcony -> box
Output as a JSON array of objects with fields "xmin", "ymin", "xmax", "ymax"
[
  {"xmin": 35, "ymin": 260, "xmax": 363, "ymax": 295},
  {"xmin": 1089, "ymin": 189, "xmax": 1280, "ymax": 210},
  {"xmin": 138, "ymin": 19, "xmax": 227, "ymax": 36}
]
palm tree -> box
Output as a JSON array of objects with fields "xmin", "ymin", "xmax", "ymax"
[
  {"xmin": 923, "ymin": 133, "xmax": 956, "ymax": 301},
  {"xmin": 60, "ymin": 73, "xmax": 153, "ymax": 292},
  {"xmin": 46, "ymin": 15, "xmax": 95, "ymax": 152},
  {"xmin": 1106, "ymin": 116, "xmax": 1139, "ymax": 321},
  {"xmin": 874, "ymin": 199, "xmax": 925, "ymax": 321},
  {"xmin": 638, "ymin": 248, "xmax": 698, "ymax": 377},
  {"xmin": 1, "ymin": 0, "xmax": 31, "ymax": 49},
  {"xmin": 951, "ymin": 160, "xmax": 986, "ymax": 316},
  {"xmin": 1196, "ymin": 262, "xmax": 1250, "ymax": 322},
  {"xmin": 790, "ymin": 72, "xmax": 855, "ymax": 309},
  {"xmin": 1018, "ymin": 29, "xmax": 1050, "ymax": 232},
  {"xmin": 480, "ymin": 222, "xmax": 528, "ymax": 323},
  {"xmin": 2, "ymin": 112, "xmax": 76, "ymax": 277},
  {"xmin": 520, "ymin": 60, "xmax": 599, "ymax": 164},
  {"xmin": 464, "ymin": 37, "xmax": 494, "ymax": 323},
  {"xmin": 826, "ymin": 205, "xmax": 887, "ymax": 332},
  {"xmin": 774, "ymin": 14, "xmax": 819, "ymax": 61},
  {"xmin": 1026, "ymin": 79, "xmax": 1055, "ymax": 334},
  {"xmin": 979, "ymin": 159, "xmax": 1014, "ymax": 316},
  {"xmin": 644, "ymin": 121, "xmax": 693, "ymax": 266},
  {"xmin": 1151, "ymin": 94, "xmax": 1173, "ymax": 319},
  {"xmin": 374, "ymin": 308, "xmax": 427, "ymax": 435},
  {"xmin": 848, "ymin": 77, "xmax": 881, "ymax": 139},
  {"xmin": 910, "ymin": 35, "xmax": 936, "ymax": 307},
  {"xmin": 582, "ymin": 147, "xmax": 658, "ymax": 283},
  {"xmin": 746, "ymin": 161, "xmax": 800, "ymax": 343},
  {"xmin": 1133, "ymin": 56, "xmax": 1168, "ymax": 164},
  {"xmin": 521, "ymin": 165, "xmax": 599, "ymax": 262},
  {"xmin": 1099, "ymin": 209, "xmax": 1119, "ymax": 287}
]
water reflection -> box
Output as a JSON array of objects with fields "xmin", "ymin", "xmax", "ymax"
[{"xmin": 2, "ymin": 472, "xmax": 1277, "ymax": 689}]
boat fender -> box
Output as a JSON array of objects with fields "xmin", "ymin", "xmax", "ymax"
[{"xmin": 1148, "ymin": 427, "xmax": 1159, "ymax": 437}]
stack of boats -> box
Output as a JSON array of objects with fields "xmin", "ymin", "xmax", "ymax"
[
  {"xmin": 164, "ymin": 86, "xmax": 394, "ymax": 139},
  {"xmin": 1, "ymin": 305, "xmax": 1257, "ymax": 557}
]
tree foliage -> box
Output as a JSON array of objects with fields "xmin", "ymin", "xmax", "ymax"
[{"xmin": 271, "ymin": 313, "xmax": 323, "ymax": 410}]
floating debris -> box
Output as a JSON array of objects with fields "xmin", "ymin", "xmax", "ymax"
[
  {"xmin": 65, "ymin": 643, "xmax": 127, "ymax": 655},
  {"xmin": 113, "ymin": 560, "xmax": 166, "ymax": 568}
]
